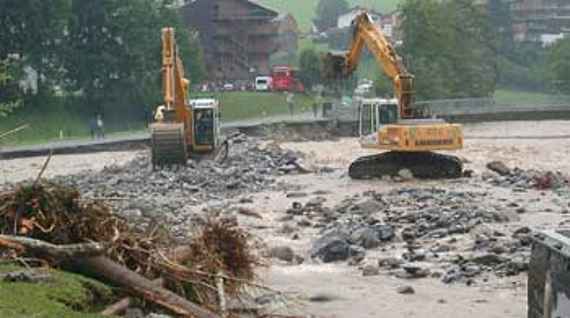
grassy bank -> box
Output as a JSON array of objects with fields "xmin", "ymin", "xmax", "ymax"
[
  {"xmin": 494, "ymin": 89, "xmax": 570, "ymax": 107},
  {"xmin": 0, "ymin": 108, "xmax": 90, "ymax": 146},
  {"xmin": 0, "ymin": 108, "xmax": 146, "ymax": 146},
  {"xmin": 212, "ymin": 91, "xmax": 315, "ymax": 121},
  {"xmin": 0, "ymin": 264, "xmax": 113, "ymax": 317}
]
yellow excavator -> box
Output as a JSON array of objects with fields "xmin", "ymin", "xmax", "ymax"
[
  {"xmin": 323, "ymin": 12, "xmax": 464, "ymax": 179},
  {"xmin": 150, "ymin": 28, "xmax": 227, "ymax": 168}
]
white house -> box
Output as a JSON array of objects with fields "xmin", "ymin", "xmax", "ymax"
[
  {"xmin": 540, "ymin": 33, "xmax": 565, "ymax": 47},
  {"xmin": 336, "ymin": 7, "xmax": 401, "ymax": 42},
  {"xmin": 337, "ymin": 6, "xmax": 382, "ymax": 29}
]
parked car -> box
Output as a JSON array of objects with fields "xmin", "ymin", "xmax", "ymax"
[{"xmin": 255, "ymin": 76, "xmax": 272, "ymax": 91}]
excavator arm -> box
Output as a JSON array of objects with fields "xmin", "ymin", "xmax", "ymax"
[
  {"xmin": 160, "ymin": 28, "xmax": 193, "ymax": 141},
  {"xmin": 323, "ymin": 13, "xmax": 415, "ymax": 118},
  {"xmin": 151, "ymin": 28, "xmax": 192, "ymax": 167}
]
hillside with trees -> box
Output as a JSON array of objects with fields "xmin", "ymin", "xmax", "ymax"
[{"xmin": 258, "ymin": 0, "xmax": 400, "ymax": 31}]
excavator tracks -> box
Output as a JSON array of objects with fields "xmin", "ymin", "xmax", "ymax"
[
  {"xmin": 150, "ymin": 123, "xmax": 188, "ymax": 168},
  {"xmin": 349, "ymin": 151, "xmax": 463, "ymax": 180}
]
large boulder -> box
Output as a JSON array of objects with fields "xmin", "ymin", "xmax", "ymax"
[
  {"xmin": 311, "ymin": 231, "xmax": 356, "ymax": 263},
  {"xmin": 269, "ymin": 246, "xmax": 295, "ymax": 263},
  {"xmin": 486, "ymin": 161, "xmax": 511, "ymax": 176},
  {"xmin": 349, "ymin": 224, "xmax": 395, "ymax": 249}
]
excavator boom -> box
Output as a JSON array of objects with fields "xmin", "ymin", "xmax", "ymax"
[
  {"xmin": 323, "ymin": 13, "xmax": 414, "ymax": 118},
  {"xmin": 161, "ymin": 28, "xmax": 191, "ymax": 133}
]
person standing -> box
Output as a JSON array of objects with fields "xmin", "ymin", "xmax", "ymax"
[
  {"xmin": 89, "ymin": 115, "xmax": 97, "ymax": 139},
  {"xmin": 286, "ymin": 91, "xmax": 295, "ymax": 116},
  {"xmin": 96, "ymin": 114, "xmax": 105, "ymax": 139},
  {"xmin": 313, "ymin": 93, "xmax": 323, "ymax": 118}
]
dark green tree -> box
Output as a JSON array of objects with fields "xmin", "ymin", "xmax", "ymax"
[
  {"xmin": 487, "ymin": 0, "xmax": 513, "ymax": 57},
  {"xmin": 0, "ymin": 59, "xmax": 21, "ymax": 117},
  {"xmin": 298, "ymin": 48, "xmax": 321, "ymax": 90},
  {"xmin": 0, "ymin": 0, "xmax": 71, "ymax": 93},
  {"xmin": 62, "ymin": 0, "xmax": 205, "ymax": 117},
  {"xmin": 399, "ymin": 0, "xmax": 497, "ymax": 99},
  {"xmin": 548, "ymin": 38, "xmax": 570, "ymax": 94},
  {"xmin": 314, "ymin": 0, "xmax": 349, "ymax": 32}
]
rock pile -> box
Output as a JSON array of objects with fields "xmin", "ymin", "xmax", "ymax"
[
  {"xmin": 440, "ymin": 228, "xmax": 532, "ymax": 284},
  {"xmin": 381, "ymin": 188, "xmax": 509, "ymax": 240},
  {"xmin": 485, "ymin": 161, "xmax": 569, "ymax": 190},
  {"xmin": 303, "ymin": 187, "xmax": 529, "ymax": 283},
  {"xmin": 50, "ymin": 134, "xmax": 305, "ymax": 205}
]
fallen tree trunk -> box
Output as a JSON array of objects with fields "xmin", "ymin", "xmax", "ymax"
[
  {"xmin": 77, "ymin": 256, "xmax": 219, "ymax": 318},
  {"xmin": 0, "ymin": 235, "xmax": 107, "ymax": 258},
  {"xmin": 101, "ymin": 297, "xmax": 132, "ymax": 316},
  {"xmin": 101, "ymin": 246, "xmax": 193, "ymax": 316}
]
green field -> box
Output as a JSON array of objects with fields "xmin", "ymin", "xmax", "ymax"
[
  {"xmin": 0, "ymin": 105, "xmax": 146, "ymax": 146},
  {"xmin": 199, "ymin": 91, "xmax": 315, "ymax": 120},
  {"xmin": 259, "ymin": 0, "xmax": 401, "ymax": 31},
  {"xmin": 494, "ymin": 89, "xmax": 570, "ymax": 106}
]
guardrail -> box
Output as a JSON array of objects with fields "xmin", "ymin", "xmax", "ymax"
[
  {"xmin": 417, "ymin": 97, "xmax": 570, "ymax": 115},
  {"xmin": 326, "ymin": 96, "xmax": 570, "ymax": 121}
]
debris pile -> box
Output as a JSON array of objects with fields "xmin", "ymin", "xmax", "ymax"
[
  {"xmin": 300, "ymin": 187, "xmax": 528, "ymax": 283},
  {"xmin": 0, "ymin": 181, "xmax": 262, "ymax": 317},
  {"xmin": 260, "ymin": 123, "xmax": 338, "ymax": 143},
  {"xmin": 485, "ymin": 161, "xmax": 569, "ymax": 190},
  {"xmin": 439, "ymin": 226, "xmax": 532, "ymax": 284},
  {"xmin": 49, "ymin": 135, "xmax": 307, "ymax": 206}
]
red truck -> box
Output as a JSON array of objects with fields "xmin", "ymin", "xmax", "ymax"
[{"xmin": 270, "ymin": 65, "xmax": 305, "ymax": 93}]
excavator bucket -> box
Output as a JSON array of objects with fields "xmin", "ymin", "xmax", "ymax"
[{"xmin": 322, "ymin": 52, "xmax": 349, "ymax": 80}]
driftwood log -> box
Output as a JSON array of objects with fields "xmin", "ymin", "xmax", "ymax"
[
  {"xmin": 101, "ymin": 278, "xmax": 164, "ymax": 316},
  {"xmin": 101, "ymin": 246, "xmax": 194, "ymax": 316},
  {"xmin": 100, "ymin": 297, "xmax": 132, "ymax": 316},
  {"xmin": 77, "ymin": 256, "xmax": 219, "ymax": 318},
  {"xmin": 0, "ymin": 235, "xmax": 107, "ymax": 258}
]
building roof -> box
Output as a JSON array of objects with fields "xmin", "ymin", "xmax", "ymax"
[
  {"xmin": 273, "ymin": 13, "xmax": 300, "ymax": 33},
  {"xmin": 244, "ymin": 0, "xmax": 279, "ymax": 17},
  {"xmin": 341, "ymin": 6, "xmax": 383, "ymax": 17},
  {"xmin": 182, "ymin": 0, "xmax": 279, "ymax": 18}
]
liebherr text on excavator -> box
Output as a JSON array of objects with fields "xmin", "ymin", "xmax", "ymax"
[
  {"xmin": 150, "ymin": 28, "xmax": 227, "ymax": 168},
  {"xmin": 323, "ymin": 12, "xmax": 464, "ymax": 179}
]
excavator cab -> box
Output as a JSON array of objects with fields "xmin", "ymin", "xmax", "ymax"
[
  {"xmin": 190, "ymin": 98, "xmax": 221, "ymax": 151},
  {"xmin": 358, "ymin": 98, "xmax": 399, "ymax": 147},
  {"xmin": 358, "ymin": 98, "xmax": 398, "ymax": 136}
]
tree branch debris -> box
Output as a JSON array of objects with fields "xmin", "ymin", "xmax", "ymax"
[{"xmin": 0, "ymin": 181, "xmax": 265, "ymax": 317}]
